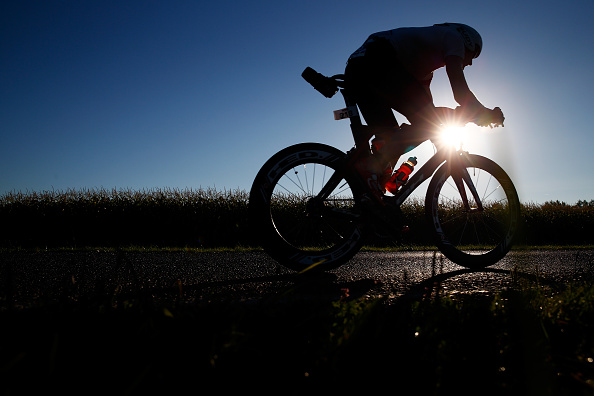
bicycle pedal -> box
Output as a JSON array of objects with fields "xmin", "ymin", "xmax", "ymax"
[
  {"xmin": 382, "ymin": 195, "xmax": 398, "ymax": 206},
  {"xmin": 359, "ymin": 193, "xmax": 384, "ymax": 212},
  {"xmin": 372, "ymin": 221, "xmax": 409, "ymax": 239},
  {"xmin": 366, "ymin": 200, "xmax": 408, "ymax": 239}
]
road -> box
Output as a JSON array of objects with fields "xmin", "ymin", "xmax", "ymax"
[{"xmin": 2, "ymin": 249, "xmax": 593, "ymax": 308}]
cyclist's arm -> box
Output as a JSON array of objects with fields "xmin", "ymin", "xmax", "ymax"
[
  {"xmin": 444, "ymin": 55, "xmax": 484, "ymax": 111},
  {"xmin": 445, "ymin": 55, "xmax": 503, "ymax": 126}
]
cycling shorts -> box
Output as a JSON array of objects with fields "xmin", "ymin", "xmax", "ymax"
[{"xmin": 345, "ymin": 39, "xmax": 434, "ymax": 130}]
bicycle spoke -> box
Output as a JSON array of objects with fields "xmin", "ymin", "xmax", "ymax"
[
  {"xmin": 304, "ymin": 164, "xmax": 310, "ymax": 195},
  {"xmin": 329, "ymin": 182, "xmax": 353, "ymax": 200},
  {"xmin": 269, "ymin": 160, "xmax": 359, "ymax": 251}
]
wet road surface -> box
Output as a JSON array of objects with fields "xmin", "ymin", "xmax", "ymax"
[{"xmin": 2, "ymin": 249, "xmax": 593, "ymax": 308}]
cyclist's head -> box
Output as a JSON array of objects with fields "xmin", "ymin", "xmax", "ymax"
[{"xmin": 435, "ymin": 23, "xmax": 482, "ymax": 59}]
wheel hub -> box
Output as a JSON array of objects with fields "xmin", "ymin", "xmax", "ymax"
[{"xmin": 305, "ymin": 196, "xmax": 324, "ymax": 217}]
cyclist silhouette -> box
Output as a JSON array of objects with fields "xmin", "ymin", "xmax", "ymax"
[
  {"xmin": 250, "ymin": 24, "xmax": 519, "ymax": 272},
  {"xmin": 346, "ymin": 23, "xmax": 504, "ymax": 200}
]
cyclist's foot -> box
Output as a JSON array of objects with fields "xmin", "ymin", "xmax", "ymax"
[
  {"xmin": 370, "ymin": 203, "xmax": 410, "ymax": 238},
  {"xmin": 354, "ymin": 157, "xmax": 385, "ymax": 206}
]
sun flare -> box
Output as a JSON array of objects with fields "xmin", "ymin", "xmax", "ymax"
[{"xmin": 440, "ymin": 125, "xmax": 467, "ymax": 148}]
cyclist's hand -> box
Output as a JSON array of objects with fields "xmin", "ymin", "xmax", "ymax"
[
  {"xmin": 492, "ymin": 107, "xmax": 505, "ymax": 127},
  {"xmin": 475, "ymin": 107, "xmax": 504, "ymax": 128}
]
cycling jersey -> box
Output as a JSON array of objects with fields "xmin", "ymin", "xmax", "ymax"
[{"xmin": 349, "ymin": 26, "xmax": 466, "ymax": 82}]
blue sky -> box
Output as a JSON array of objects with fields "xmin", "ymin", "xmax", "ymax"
[{"xmin": 1, "ymin": 0, "xmax": 593, "ymax": 204}]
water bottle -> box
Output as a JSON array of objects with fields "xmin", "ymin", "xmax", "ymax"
[{"xmin": 385, "ymin": 157, "xmax": 417, "ymax": 194}]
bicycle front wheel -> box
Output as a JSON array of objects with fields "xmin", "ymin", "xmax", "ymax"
[
  {"xmin": 425, "ymin": 154, "xmax": 520, "ymax": 268},
  {"xmin": 249, "ymin": 143, "xmax": 367, "ymax": 272}
]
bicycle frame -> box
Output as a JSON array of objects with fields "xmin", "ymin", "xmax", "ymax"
[
  {"xmin": 316, "ymin": 87, "xmax": 485, "ymax": 213},
  {"xmin": 391, "ymin": 144, "xmax": 483, "ymax": 210}
]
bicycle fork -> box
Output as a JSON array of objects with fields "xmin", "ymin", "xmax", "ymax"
[{"xmin": 449, "ymin": 151, "xmax": 484, "ymax": 212}]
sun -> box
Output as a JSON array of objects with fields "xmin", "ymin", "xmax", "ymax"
[{"xmin": 440, "ymin": 125, "xmax": 467, "ymax": 148}]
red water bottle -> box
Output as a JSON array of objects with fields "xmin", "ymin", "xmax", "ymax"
[{"xmin": 385, "ymin": 157, "xmax": 417, "ymax": 194}]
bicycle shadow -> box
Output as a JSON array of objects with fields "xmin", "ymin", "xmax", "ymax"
[
  {"xmin": 156, "ymin": 264, "xmax": 548, "ymax": 307},
  {"xmin": 275, "ymin": 263, "xmax": 561, "ymax": 305},
  {"xmin": 143, "ymin": 263, "xmax": 559, "ymax": 306},
  {"xmin": 396, "ymin": 267, "xmax": 520, "ymax": 302}
]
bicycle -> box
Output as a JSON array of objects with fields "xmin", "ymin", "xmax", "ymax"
[{"xmin": 249, "ymin": 67, "xmax": 521, "ymax": 272}]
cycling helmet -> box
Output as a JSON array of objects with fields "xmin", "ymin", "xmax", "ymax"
[{"xmin": 435, "ymin": 23, "xmax": 482, "ymax": 58}]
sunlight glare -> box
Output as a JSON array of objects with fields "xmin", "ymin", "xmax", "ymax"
[{"xmin": 440, "ymin": 125, "xmax": 467, "ymax": 148}]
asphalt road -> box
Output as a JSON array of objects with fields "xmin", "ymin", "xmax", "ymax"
[{"xmin": 2, "ymin": 249, "xmax": 593, "ymax": 308}]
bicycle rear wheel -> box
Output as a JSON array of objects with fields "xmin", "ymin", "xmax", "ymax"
[
  {"xmin": 249, "ymin": 143, "xmax": 367, "ymax": 272},
  {"xmin": 425, "ymin": 154, "xmax": 520, "ymax": 268}
]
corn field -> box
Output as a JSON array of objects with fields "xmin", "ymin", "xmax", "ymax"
[{"xmin": 0, "ymin": 188, "xmax": 593, "ymax": 248}]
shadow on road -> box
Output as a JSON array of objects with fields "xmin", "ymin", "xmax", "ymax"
[{"xmin": 157, "ymin": 265, "xmax": 554, "ymax": 307}]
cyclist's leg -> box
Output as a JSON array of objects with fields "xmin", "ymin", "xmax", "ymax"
[
  {"xmin": 345, "ymin": 56, "xmax": 400, "ymax": 200},
  {"xmin": 345, "ymin": 57, "xmax": 400, "ymax": 132},
  {"xmin": 345, "ymin": 50, "xmax": 438, "ymax": 193},
  {"xmin": 371, "ymin": 75, "xmax": 438, "ymax": 168}
]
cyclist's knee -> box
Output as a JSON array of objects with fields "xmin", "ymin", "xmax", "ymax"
[{"xmin": 408, "ymin": 106, "xmax": 440, "ymax": 129}]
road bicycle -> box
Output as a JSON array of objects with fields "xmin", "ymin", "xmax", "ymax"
[{"xmin": 249, "ymin": 67, "xmax": 520, "ymax": 272}]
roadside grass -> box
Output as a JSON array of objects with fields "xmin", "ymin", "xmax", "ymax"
[{"xmin": 1, "ymin": 263, "xmax": 593, "ymax": 394}]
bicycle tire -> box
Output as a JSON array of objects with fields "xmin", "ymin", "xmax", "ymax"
[
  {"xmin": 425, "ymin": 154, "xmax": 520, "ymax": 268},
  {"xmin": 249, "ymin": 143, "xmax": 367, "ymax": 272}
]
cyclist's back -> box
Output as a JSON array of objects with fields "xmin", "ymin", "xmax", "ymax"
[{"xmin": 349, "ymin": 26, "xmax": 467, "ymax": 82}]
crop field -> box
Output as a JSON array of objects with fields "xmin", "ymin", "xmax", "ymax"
[
  {"xmin": 1, "ymin": 188, "xmax": 594, "ymax": 394},
  {"xmin": 1, "ymin": 187, "xmax": 593, "ymax": 249}
]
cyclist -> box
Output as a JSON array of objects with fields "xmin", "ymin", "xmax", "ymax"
[{"xmin": 346, "ymin": 23, "xmax": 504, "ymax": 201}]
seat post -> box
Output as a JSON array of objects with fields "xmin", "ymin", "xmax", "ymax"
[{"xmin": 340, "ymin": 89, "xmax": 372, "ymax": 154}]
